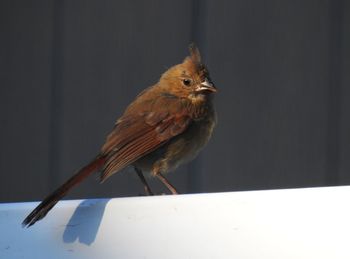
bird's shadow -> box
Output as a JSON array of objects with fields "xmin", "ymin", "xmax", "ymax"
[{"xmin": 63, "ymin": 198, "xmax": 110, "ymax": 246}]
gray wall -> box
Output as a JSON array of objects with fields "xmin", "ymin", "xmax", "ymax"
[{"xmin": 1, "ymin": 0, "xmax": 350, "ymax": 202}]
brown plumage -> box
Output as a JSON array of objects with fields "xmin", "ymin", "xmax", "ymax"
[{"xmin": 22, "ymin": 44, "xmax": 217, "ymax": 227}]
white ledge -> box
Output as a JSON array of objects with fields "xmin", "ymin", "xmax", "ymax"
[{"xmin": 1, "ymin": 186, "xmax": 350, "ymax": 258}]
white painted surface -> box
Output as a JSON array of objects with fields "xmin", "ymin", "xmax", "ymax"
[{"xmin": 1, "ymin": 186, "xmax": 350, "ymax": 259}]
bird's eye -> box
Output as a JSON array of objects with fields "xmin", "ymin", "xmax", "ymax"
[{"xmin": 182, "ymin": 79, "xmax": 192, "ymax": 86}]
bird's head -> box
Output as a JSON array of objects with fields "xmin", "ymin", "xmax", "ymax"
[{"xmin": 159, "ymin": 44, "xmax": 217, "ymax": 101}]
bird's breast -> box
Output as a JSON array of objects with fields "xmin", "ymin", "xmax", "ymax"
[{"xmin": 158, "ymin": 104, "xmax": 216, "ymax": 172}]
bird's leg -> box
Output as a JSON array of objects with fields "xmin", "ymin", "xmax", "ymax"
[
  {"xmin": 156, "ymin": 172, "xmax": 178, "ymax": 195},
  {"xmin": 134, "ymin": 167, "xmax": 154, "ymax": 196}
]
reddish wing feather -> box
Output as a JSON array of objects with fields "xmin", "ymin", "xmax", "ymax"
[{"xmin": 100, "ymin": 95, "xmax": 192, "ymax": 182}]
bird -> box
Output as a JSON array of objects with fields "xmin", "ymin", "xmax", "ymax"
[{"xmin": 22, "ymin": 44, "xmax": 217, "ymax": 227}]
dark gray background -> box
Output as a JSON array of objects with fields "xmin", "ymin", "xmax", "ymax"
[{"xmin": 1, "ymin": 0, "xmax": 349, "ymax": 202}]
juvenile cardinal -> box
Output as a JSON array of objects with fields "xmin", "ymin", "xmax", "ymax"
[{"xmin": 23, "ymin": 44, "xmax": 217, "ymax": 227}]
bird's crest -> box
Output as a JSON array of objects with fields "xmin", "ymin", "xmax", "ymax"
[
  {"xmin": 182, "ymin": 43, "xmax": 207, "ymax": 77},
  {"xmin": 189, "ymin": 43, "xmax": 202, "ymax": 66}
]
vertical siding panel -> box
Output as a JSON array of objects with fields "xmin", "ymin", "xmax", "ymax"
[
  {"xmin": 202, "ymin": 0, "xmax": 331, "ymax": 192},
  {"xmin": 0, "ymin": 1, "xmax": 54, "ymax": 201},
  {"xmin": 338, "ymin": 1, "xmax": 350, "ymax": 184}
]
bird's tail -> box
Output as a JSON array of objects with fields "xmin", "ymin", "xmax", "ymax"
[{"xmin": 22, "ymin": 155, "xmax": 106, "ymax": 227}]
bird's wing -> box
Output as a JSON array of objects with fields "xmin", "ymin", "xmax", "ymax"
[{"xmin": 100, "ymin": 94, "xmax": 192, "ymax": 182}]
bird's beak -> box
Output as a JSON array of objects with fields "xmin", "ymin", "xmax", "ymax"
[{"xmin": 196, "ymin": 78, "xmax": 217, "ymax": 93}]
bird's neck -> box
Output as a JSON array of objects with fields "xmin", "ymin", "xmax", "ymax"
[{"xmin": 187, "ymin": 94, "xmax": 213, "ymax": 120}]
